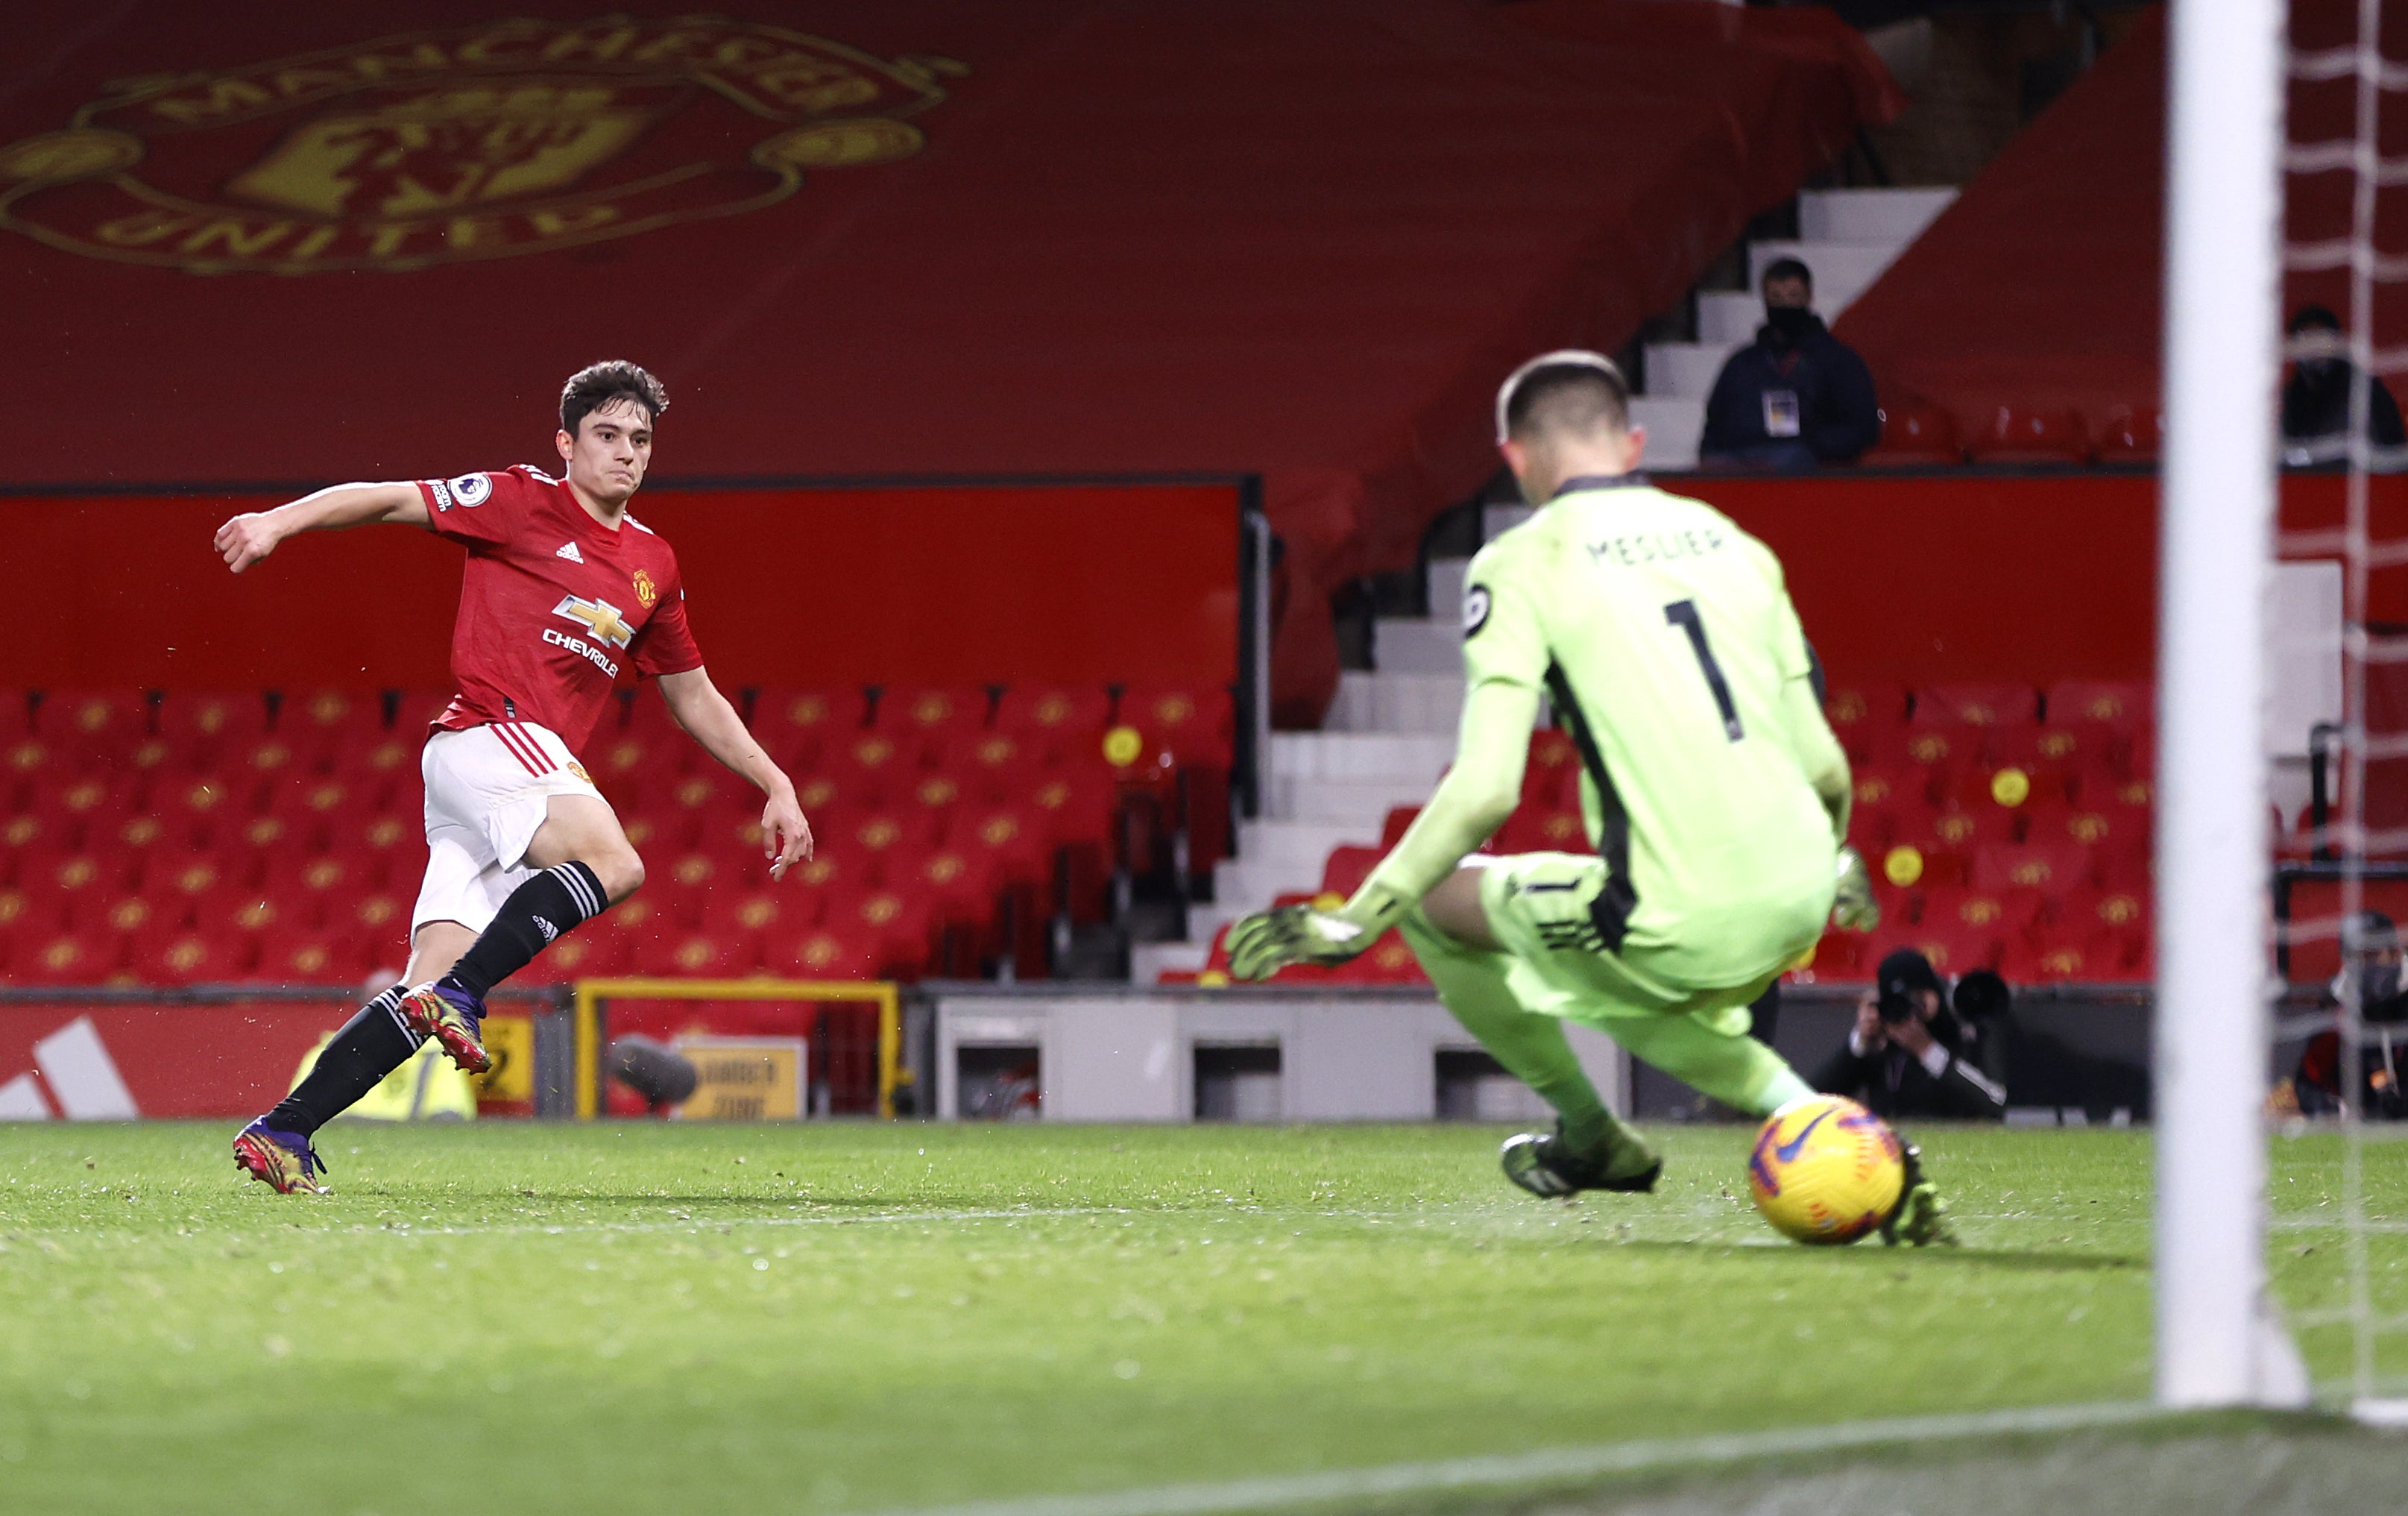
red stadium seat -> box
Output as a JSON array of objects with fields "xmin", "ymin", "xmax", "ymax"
[
  {"xmin": 1861, "ymin": 400, "xmax": 1964, "ymax": 466},
  {"xmin": 2046, "ymin": 680, "xmax": 2150, "ymax": 732},
  {"xmin": 19, "ymin": 928, "xmax": 113, "ymax": 983},
  {"xmin": 1865, "ymin": 723, "xmax": 1972, "ymax": 774},
  {"xmin": 1914, "ymin": 685, "xmax": 2038, "ymax": 729},
  {"xmin": 1918, "ymin": 886, "xmax": 2043, "ymax": 947},
  {"xmin": 948, "ymin": 732, "xmax": 1044, "ymax": 806},
  {"xmin": 159, "ymin": 691, "xmax": 269, "ymax": 755},
  {"xmin": 1945, "ymin": 764, "xmax": 2073, "ymax": 813},
  {"xmin": 754, "ymin": 687, "xmax": 866, "ymax": 767},
  {"xmin": 1970, "ymin": 841, "xmax": 2093, "ymax": 894},
  {"xmin": 154, "ymin": 855, "xmax": 231, "ymax": 925},
  {"xmin": 2094, "ymin": 405, "xmax": 2162, "ymax": 462},
  {"xmin": 285, "ymin": 690, "xmax": 376, "ymax": 767},
  {"xmin": 1968, "ymin": 405, "xmax": 2090, "ymax": 465},
  {"xmin": 904, "ymin": 773, "xmax": 968, "ymax": 840},
  {"xmin": 961, "ymin": 808, "xmax": 1049, "ymax": 887},
  {"xmin": 994, "ymin": 685, "xmax": 1112, "ymax": 761},
  {"xmin": 261, "ymin": 934, "xmax": 363, "ymax": 984},
  {"xmin": 1114, "ymin": 686, "xmax": 1234, "ymax": 769},
  {"xmin": 40, "ymin": 689, "xmax": 145, "ymax": 749},
  {"xmin": 1891, "ymin": 921, "xmax": 2003, "ymax": 977},
  {"xmin": 1794, "ymin": 930, "xmax": 1867, "ymax": 981},
  {"xmin": 1823, "ymin": 681, "xmax": 1909, "ymax": 761},
  {"xmin": 636, "ymin": 928, "xmax": 754, "ymax": 978},
  {"xmin": 130, "ymin": 928, "xmax": 245, "ymax": 984},
  {"xmin": 344, "ymin": 892, "xmax": 412, "ymax": 967},
  {"xmin": 258, "ymin": 854, "xmax": 368, "ymax": 928},
  {"xmin": 878, "ymin": 686, "xmax": 989, "ymax": 749},
  {"xmin": 1524, "ymin": 729, "xmax": 1580, "ymax": 808},
  {"xmin": 1320, "ymin": 844, "xmax": 1384, "ymax": 899},
  {"xmin": 772, "ymin": 928, "xmax": 880, "ymax": 981},
  {"xmin": 1381, "ymin": 806, "xmax": 1420, "ymax": 850},
  {"xmin": 1027, "ymin": 766, "xmax": 1116, "ymax": 844}
]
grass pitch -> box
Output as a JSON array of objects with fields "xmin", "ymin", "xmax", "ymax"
[{"xmin": 0, "ymin": 1122, "xmax": 2398, "ymax": 1514}]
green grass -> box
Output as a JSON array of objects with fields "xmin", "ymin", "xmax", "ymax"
[{"xmin": 0, "ymin": 1122, "xmax": 2395, "ymax": 1514}]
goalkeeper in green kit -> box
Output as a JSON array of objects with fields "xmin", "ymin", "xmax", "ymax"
[{"xmin": 1228, "ymin": 350, "xmax": 1952, "ymax": 1245}]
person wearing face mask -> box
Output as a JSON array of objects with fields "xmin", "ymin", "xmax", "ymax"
[
  {"xmin": 1697, "ymin": 258, "xmax": 1881, "ymax": 469},
  {"xmin": 2281, "ymin": 305, "xmax": 2406, "ymax": 468},
  {"xmin": 2289, "ymin": 910, "xmax": 2408, "ymax": 1119}
]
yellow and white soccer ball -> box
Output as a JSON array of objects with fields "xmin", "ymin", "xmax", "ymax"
[{"xmin": 1746, "ymin": 1095, "xmax": 1904, "ymax": 1245}]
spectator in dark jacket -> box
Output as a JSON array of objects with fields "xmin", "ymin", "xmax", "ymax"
[
  {"xmin": 2282, "ymin": 304, "xmax": 2407, "ymax": 468},
  {"xmin": 1813, "ymin": 949, "xmax": 2008, "ymax": 1121},
  {"xmin": 1698, "ymin": 258, "xmax": 1881, "ymax": 468}
]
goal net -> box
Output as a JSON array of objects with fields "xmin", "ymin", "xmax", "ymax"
[{"xmin": 2164, "ymin": 0, "xmax": 2408, "ymax": 1417}]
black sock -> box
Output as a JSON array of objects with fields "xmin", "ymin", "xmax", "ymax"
[
  {"xmin": 439, "ymin": 861, "xmax": 608, "ymax": 1001},
  {"xmin": 265, "ymin": 987, "xmax": 419, "ymax": 1137}
]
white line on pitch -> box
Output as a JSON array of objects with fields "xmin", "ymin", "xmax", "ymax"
[{"xmin": 872, "ymin": 1401, "xmax": 2175, "ymax": 1516}]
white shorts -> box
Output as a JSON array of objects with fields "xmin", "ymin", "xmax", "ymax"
[{"xmin": 411, "ymin": 722, "xmax": 605, "ymax": 936}]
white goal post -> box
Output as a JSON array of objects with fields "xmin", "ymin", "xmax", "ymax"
[{"xmin": 2155, "ymin": 0, "xmax": 2305, "ymax": 1408}]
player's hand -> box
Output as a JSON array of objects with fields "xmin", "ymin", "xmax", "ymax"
[
  {"xmin": 1831, "ymin": 845, "xmax": 1880, "ymax": 932},
  {"xmin": 761, "ymin": 789, "xmax": 813, "ymax": 881},
  {"xmin": 215, "ymin": 511, "xmax": 284, "ymax": 574},
  {"xmin": 1226, "ymin": 905, "xmax": 1372, "ymax": 981}
]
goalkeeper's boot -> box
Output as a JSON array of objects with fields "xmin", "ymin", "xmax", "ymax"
[
  {"xmin": 397, "ymin": 979, "xmax": 490, "ymax": 1074},
  {"xmin": 1501, "ymin": 1119, "xmax": 1661, "ymax": 1198},
  {"xmin": 232, "ymin": 1119, "xmax": 330, "ymax": 1196},
  {"xmin": 1880, "ymin": 1141, "xmax": 1959, "ymax": 1248}
]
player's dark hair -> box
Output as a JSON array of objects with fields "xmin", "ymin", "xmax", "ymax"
[
  {"xmin": 560, "ymin": 361, "xmax": 668, "ymax": 436},
  {"xmin": 1504, "ymin": 361, "xmax": 1630, "ymax": 441},
  {"xmin": 1762, "ymin": 257, "xmax": 1813, "ymax": 292}
]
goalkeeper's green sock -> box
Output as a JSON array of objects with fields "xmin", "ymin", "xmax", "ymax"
[
  {"xmin": 1605, "ymin": 1013, "xmax": 1813, "ymax": 1120},
  {"xmin": 1398, "ymin": 905, "xmax": 1616, "ymax": 1153}
]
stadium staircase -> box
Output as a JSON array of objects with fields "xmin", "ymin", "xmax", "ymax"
[{"xmin": 1631, "ymin": 188, "xmax": 1957, "ymax": 470}]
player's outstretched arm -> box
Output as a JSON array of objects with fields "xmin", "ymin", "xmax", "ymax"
[
  {"xmin": 1229, "ymin": 679, "xmax": 1536, "ymax": 981},
  {"xmin": 655, "ymin": 668, "xmax": 814, "ymax": 879},
  {"xmin": 214, "ymin": 482, "xmax": 429, "ymax": 573}
]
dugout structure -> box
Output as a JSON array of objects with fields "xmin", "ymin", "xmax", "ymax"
[{"xmin": 569, "ymin": 978, "xmax": 904, "ymax": 1120}]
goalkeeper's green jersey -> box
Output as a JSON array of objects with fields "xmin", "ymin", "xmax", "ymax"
[{"xmin": 1461, "ymin": 474, "xmax": 1844, "ymax": 987}]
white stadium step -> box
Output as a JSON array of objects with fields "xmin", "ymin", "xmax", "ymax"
[
  {"xmin": 1426, "ymin": 556, "xmax": 1469, "ymax": 614},
  {"xmin": 1799, "ymin": 186, "xmax": 1955, "ymax": 246},
  {"xmin": 1372, "ymin": 616, "xmax": 1461, "ymax": 674},
  {"xmin": 1323, "ymin": 671, "xmax": 1463, "ymax": 733},
  {"xmin": 1697, "ymin": 291, "xmax": 1765, "ymax": 346},
  {"xmin": 1268, "ymin": 731, "xmax": 1454, "ymax": 781},
  {"xmin": 1640, "ymin": 339, "xmax": 1741, "ymax": 400},
  {"xmin": 1628, "ymin": 396, "xmax": 1702, "ymax": 472}
]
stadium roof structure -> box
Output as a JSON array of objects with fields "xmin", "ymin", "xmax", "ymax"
[{"xmin": 0, "ymin": 0, "xmax": 1897, "ymax": 720}]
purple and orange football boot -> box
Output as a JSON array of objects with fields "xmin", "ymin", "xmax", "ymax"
[
  {"xmin": 232, "ymin": 1119, "xmax": 330, "ymax": 1195},
  {"xmin": 397, "ymin": 979, "xmax": 489, "ymax": 1074}
]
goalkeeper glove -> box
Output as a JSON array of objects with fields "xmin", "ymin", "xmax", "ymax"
[
  {"xmin": 1226, "ymin": 883, "xmax": 1411, "ymax": 981},
  {"xmin": 1831, "ymin": 845, "xmax": 1881, "ymax": 932}
]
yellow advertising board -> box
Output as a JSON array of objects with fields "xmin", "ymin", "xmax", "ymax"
[{"xmin": 673, "ymin": 1037, "xmax": 807, "ymax": 1122}]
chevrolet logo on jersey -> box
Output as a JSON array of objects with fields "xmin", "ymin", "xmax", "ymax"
[{"xmin": 552, "ymin": 595, "xmax": 634, "ymax": 649}]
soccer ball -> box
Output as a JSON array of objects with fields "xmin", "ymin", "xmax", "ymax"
[{"xmin": 1746, "ymin": 1095, "xmax": 1904, "ymax": 1245}]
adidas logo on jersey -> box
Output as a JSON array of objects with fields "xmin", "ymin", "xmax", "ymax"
[{"xmin": 556, "ymin": 541, "xmax": 584, "ymax": 563}]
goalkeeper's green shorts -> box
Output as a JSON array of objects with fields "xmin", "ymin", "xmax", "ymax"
[{"xmin": 1467, "ymin": 851, "xmax": 1820, "ymax": 1037}]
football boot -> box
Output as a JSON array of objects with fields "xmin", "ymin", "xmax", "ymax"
[
  {"xmin": 397, "ymin": 979, "xmax": 490, "ymax": 1074},
  {"xmin": 232, "ymin": 1119, "xmax": 330, "ymax": 1195},
  {"xmin": 1880, "ymin": 1140, "xmax": 1960, "ymax": 1247},
  {"xmin": 1501, "ymin": 1119, "xmax": 1662, "ymax": 1198}
]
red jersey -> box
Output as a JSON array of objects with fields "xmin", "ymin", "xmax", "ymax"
[{"xmin": 413, "ymin": 465, "xmax": 703, "ymax": 752}]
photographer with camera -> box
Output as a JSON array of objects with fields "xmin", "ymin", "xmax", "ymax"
[
  {"xmin": 2288, "ymin": 910, "xmax": 2408, "ymax": 1120},
  {"xmin": 1812, "ymin": 948, "xmax": 2008, "ymax": 1121}
]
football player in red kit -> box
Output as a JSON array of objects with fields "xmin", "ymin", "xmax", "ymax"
[{"xmin": 213, "ymin": 362, "xmax": 811, "ymax": 1193}]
